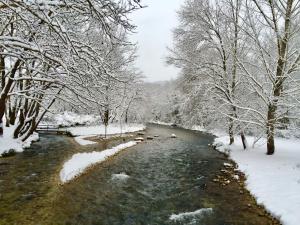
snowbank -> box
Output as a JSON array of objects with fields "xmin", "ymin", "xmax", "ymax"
[
  {"xmin": 60, "ymin": 141, "xmax": 137, "ymax": 183},
  {"xmin": 214, "ymin": 135, "xmax": 300, "ymax": 225},
  {"xmin": 68, "ymin": 124, "xmax": 145, "ymax": 136},
  {"xmin": 69, "ymin": 124, "xmax": 145, "ymax": 146},
  {"xmin": 190, "ymin": 125, "xmax": 208, "ymax": 133},
  {"xmin": 149, "ymin": 121, "xmax": 173, "ymax": 126},
  {"xmin": 0, "ymin": 125, "xmax": 39, "ymax": 156},
  {"xmin": 191, "ymin": 125, "xmax": 226, "ymax": 137},
  {"xmin": 74, "ymin": 136, "xmax": 97, "ymax": 146}
]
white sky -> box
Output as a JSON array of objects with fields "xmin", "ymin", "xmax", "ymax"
[{"xmin": 130, "ymin": 0, "xmax": 183, "ymax": 82}]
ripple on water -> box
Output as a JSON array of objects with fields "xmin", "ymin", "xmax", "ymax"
[
  {"xmin": 111, "ymin": 172, "xmax": 130, "ymax": 181},
  {"xmin": 169, "ymin": 208, "xmax": 213, "ymax": 225}
]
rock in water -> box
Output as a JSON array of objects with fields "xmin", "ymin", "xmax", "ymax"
[
  {"xmin": 171, "ymin": 134, "xmax": 177, "ymax": 138},
  {"xmin": 111, "ymin": 172, "xmax": 130, "ymax": 181},
  {"xmin": 134, "ymin": 137, "xmax": 144, "ymax": 141},
  {"xmin": 147, "ymin": 136, "xmax": 154, "ymax": 140}
]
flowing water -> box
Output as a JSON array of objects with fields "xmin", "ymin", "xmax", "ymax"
[{"xmin": 0, "ymin": 124, "xmax": 276, "ymax": 225}]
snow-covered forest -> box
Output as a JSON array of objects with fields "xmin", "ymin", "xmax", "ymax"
[
  {"xmin": 0, "ymin": 0, "xmax": 143, "ymax": 144},
  {"xmin": 2, "ymin": 0, "xmax": 300, "ymax": 156},
  {"xmin": 1, "ymin": 1, "xmax": 300, "ymax": 225},
  {"xmin": 166, "ymin": 0, "xmax": 300, "ymax": 155}
]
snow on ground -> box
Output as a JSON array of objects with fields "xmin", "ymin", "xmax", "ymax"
[
  {"xmin": 149, "ymin": 121, "xmax": 173, "ymax": 126},
  {"xmin": 74, "ymin": 136, "xmax": 97, "ymax": 146},
  {"xmin": 190, "ymin": 125, "xmax": 208, "ymax": 133},
  {"xmin": 69, "ymin": 124, "xmax": 145, "ymax": 146},
  {"xmin": 214, "ymin": 135, "xmax": 300, "ymax": 225},
  {"xmin": 60, "ymin": 141, "xmax": 137, "ymax": 183},
  {"xmin": 169, "ymin": 208, "xmax": 213, "ymax": 222},
  {"xmin": 191, "ymin": 125, "xmax": 226, "ymax": 137},
  {"xmin": 0, "ymin": 125, "xmax": 39, "ymax": 156},
  {"xmin": 68, "ymin": 124, "xmax": 145, "ymax": 136}
]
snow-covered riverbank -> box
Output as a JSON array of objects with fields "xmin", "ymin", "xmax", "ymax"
[
  {"xmin": 60, "ymin": 124, "xmax": 145, "ymax": 182},
  {"xmin": 68, "ymin": 124, "xmax": 145, "ymax": 137},
  {"xmin": 0, "ymin": 121, "xmax": 144, "ymax": 155},
  {"xmin": 0, "ymin": 125, "xmax": 39, "ymax": 156},
  {"xmin": 214, "ymin": 135, "xmax": 300, "ymax": 225},
  {"xmin": 68, "ymin": 124, "xmax": 145, "ymax": 145},
  {"xmin": 60, "ymin": 141, "xmax": 138, "ymax": 183}
]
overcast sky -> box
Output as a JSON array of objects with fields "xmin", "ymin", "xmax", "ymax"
[{"xmin": 130, "ymin": 0, "xmax": 183, "ymax": 82}]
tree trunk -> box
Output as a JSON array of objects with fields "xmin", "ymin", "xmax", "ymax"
[
  {"xmin": 229, "ymin": 117, "xmax": 234, "ymax": 145},
  {"xmin": 104, "ymin": 124, "xmax": 107, "ymax": 139},
  {"xmin": 9, "ymin": 106, "xmax": 17, "ymax": 125},
  {"xmin": 240, "ymin": 130, "xmax": 247, "ymax": 150},
  {"xmin": 103, "ymin": 108, "xmax": 109, "ymax": 138},
  {"xmin": 0, "ymin": 60, "xmax": 21, "ymax": 136},
  {"xmin": 264, "ymin": 0, "xmax": 293, "ymax": 155},
  {"xmin": 14, "ymin": 108, "xmax": 25, "ymax": 138},
  {"xmin": 33, "ymin": 88, "xmax": 63, "ymax": 132},
  {"xmin": 0, "ymin": 96, "xmax": 6, "ymax": 136},
  {"xmin": 230, "ymin": 1, "xmax": 240, "ymax": 146},
  {"xmin": 0, "ymin": 47, "xmax": 5, "ymax": 136},
  {"xmin": 18, "ymin": 100, "xmax": 36, "ymax": 137},
  {"xmin": 22, "ymin": 119, "xmax": 36, "ymax": 142},
  {"xmin": 5, "ymin": 107, "xmax": 10, "ymax": 127},
  {"xmin": 125, "ymin": 108, "xmax": 129, "ymax": 124},
  {"xmin": 22, "ymin": 99, "xmax": 41, "ymax": 141},
  {"xmin": 266, "ymin": 104, "xmax": 276, "ymax": 155},
  {"xmin": 0, "ymin": 119, "xmax": 3, "ymax": 136},
  {"xmin": 267, "ymin": 132, "xmax": 275, "ymax": 155}
]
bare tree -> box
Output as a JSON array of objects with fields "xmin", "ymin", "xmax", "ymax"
[
  {"xmin": 239, "ymin": 0, "xmax": 300, "ymax": 154},
  {"xmin": 168, "ymin": 0, "xmax": 249, "ymax": 148},
  {"xmin": 0, "ymin": 0, "xmax": 142, "ymax": 140}
]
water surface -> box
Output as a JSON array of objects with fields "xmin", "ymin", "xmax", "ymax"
[{"xmin": 0, "ymin": 124, "xmax": 277, "ymax": 225}]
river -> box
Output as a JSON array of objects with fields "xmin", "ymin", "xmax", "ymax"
[{"xmin": 0, "ymin": 124, "xmax": 277, "ymax": 225}]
